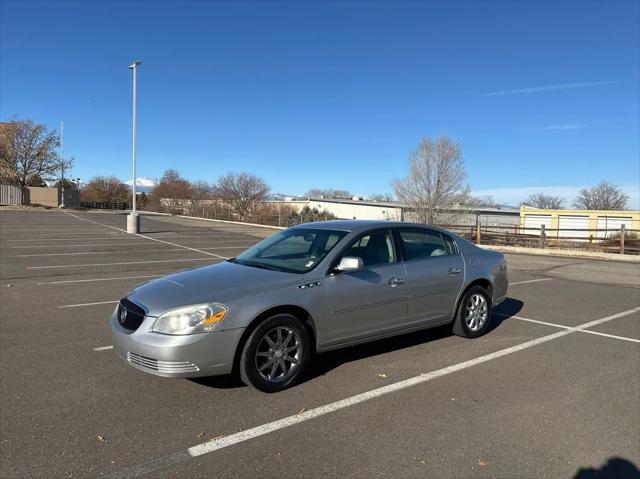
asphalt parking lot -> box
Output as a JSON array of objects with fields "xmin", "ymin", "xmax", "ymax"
[{"xmin": 1, "ymin": 209, "xmax": 639, "ymax": 479}]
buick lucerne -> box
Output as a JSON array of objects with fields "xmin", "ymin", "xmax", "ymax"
[{"xmin": 111, "ymin": 221, "xmax": 508, "ymax": 392}]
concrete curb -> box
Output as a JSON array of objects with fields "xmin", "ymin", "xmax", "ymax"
[
  {"xmin": 137, "ymin": 211, "xmax": 286, "ymax": 230},
  {"xmin": 481, "ymin": 245, "xmax": 639, "ymax": 263}
]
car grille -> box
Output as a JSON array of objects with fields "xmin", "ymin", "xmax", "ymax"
[
  {"xmin": 116, "ymin": 299, "xmax": 146, "ymax": 331},
  {"xmin": 126, "ymin": 352, "xmax": 200, "ymax": 374}
]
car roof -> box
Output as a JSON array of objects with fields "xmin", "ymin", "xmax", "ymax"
[{"xmin": 292, "ymin": 220, "xmax": 449, "ymax": 234}]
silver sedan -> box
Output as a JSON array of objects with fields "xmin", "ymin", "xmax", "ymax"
[{"xmin": 111, "ymin": 220, "xmax": 508, "ymax": 392}]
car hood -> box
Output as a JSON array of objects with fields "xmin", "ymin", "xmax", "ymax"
[{"xmin": 126, "ymin": 260, "xmax": 301, "ymax": 316}]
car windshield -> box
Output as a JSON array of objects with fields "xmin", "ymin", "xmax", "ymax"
[{"xmin": 232, "ymin": 228, "xmax": 348, "ymax": 274}]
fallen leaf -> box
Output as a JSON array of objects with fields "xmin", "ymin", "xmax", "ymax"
[
  {"xmin": 377, "ymin": 373, "xmax": 388, "ymax": 378},
  {"xmin": 478, "ymin": 459, "xmax": 489, "ymax": 467},
  {"xmin": 297, "ymin": 408, "xmax": 306, "ymax": 414},
  {"xmin": 196, "ymin": 432, "xmax": 205, "ymax": 438},
  {"xmin": 209, "ymin": 435, "xmax": 224, "ymax": 441}
]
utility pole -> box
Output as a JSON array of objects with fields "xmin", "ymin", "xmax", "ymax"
[
  {"xmin": 127, "ymin": 60, "xmax": 142, "ymax": 234},
  {"xmin": 59, "ymin": 122, "xmax": 66, "ymax": 208}
]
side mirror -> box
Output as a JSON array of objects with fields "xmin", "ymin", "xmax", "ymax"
[{"xmin": 335, "ymin": 256, "xmax": 364, "ymax": 273}]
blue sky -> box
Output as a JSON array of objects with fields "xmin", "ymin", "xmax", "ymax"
[{"xmin": 1, "ymin": 1, "xmax": 639, "ymax": 207}]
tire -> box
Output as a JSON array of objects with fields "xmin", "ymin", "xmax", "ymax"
[
  {"xmin": 239, "ymin": 314, "xmax": 311, "ymax": 393},
  {"xmin": 452, "ymin": 285, "xmax": 492, "ymax": 338}
]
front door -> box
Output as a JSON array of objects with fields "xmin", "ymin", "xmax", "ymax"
[{"xmin": 324, "ymin": 228, "xmax": 408, "ymax": 345}]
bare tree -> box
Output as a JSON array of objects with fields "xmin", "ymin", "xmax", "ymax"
[
  {"xmin": 393, "ymin": 136, "xmax": 467, "ymax": 223},
  {"xmin": 459, "ymin": 194, "xmax": 496, "ymax": 208},
  {"xmin": 521, "ymin": 193, "xmax": 565, "ymax": 209},
  {"xmin": 81, "ymin": 176, "xmax": 129, "ymax": 203},
  {"xmin": 214, "ymin": 172, "xmax": 270, "ymax": 220},
  {"xmin": 190, "ymin": 180, "xmax": 213, "ymax": 214},
  {"xmin": 574, "ymin": 181, "xmax": 628, "ymax": 210},
  {"xmin": 151, "ymin": 169, "xmax": 193, "ymax": 214},
  {"xmin": 0, "ymin": 118, "xmax": 62, "ymax": 196},
  {"xmin": 368, "ymin": 193, "xmax": 395, "ymax": 202},
  {"xmin": 305, "ymin": 188, "xmax": 352, "ymax": 199}
]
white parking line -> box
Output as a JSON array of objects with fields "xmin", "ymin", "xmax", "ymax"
[
  {"xmin": 27, "ymin": 258, "xmax": 218, "ymax": 269},
  {"xmin": 58, "ymin": 300, "xmax": 118, "ymax": 309},
  {"xmin": 39, "ymin": 274, "xmax": 163, "ymax": 285},
  {"xmin": 101, "ymin": 307, "xmax": 640, "ymax": 479},
  {"xmin": 8, "ymin": 237, "xmax": 132, "ymax": 242},
  {"xmin": 12, "ymin": 242, "xmax": 161, "ymax": 249},
  {"xmin": 496, "ymin": 313, "xmax": 640, "ymax": 343},
  {"xmin": 509, "ymin": 279, "xmax": 552, "ymax": 286},
  {"xmin": 62, "ymin": 212, "xmax": 228, "ymax": 259},
  {"xmin": 19, "ymin": 248, "xmax": 186, "ymax": 257},
  {"xmin": 93, "ymin": 345, "xmax": 114, "ymax": 351}
]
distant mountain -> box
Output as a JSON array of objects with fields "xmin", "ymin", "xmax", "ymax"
[{"xmin": 125, "ymin": 177, "xmax": 157, "ymax": 193}]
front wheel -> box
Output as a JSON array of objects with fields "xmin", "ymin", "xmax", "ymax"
[
  {"xmin": 452, "ymin": 285, "xmax": 492, "ymax": 338},
  {"xmin": 239, "ymin": 314, "xmax": 311, "ymax": 392}
]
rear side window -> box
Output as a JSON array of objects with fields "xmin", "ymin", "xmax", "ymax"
[{"xmin": 398, "ymin": 229, "xmax": 452, "ymax": 260}]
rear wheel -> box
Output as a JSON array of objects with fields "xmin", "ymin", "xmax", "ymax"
[
  {"xmin": 452, "ymin": 285, "xmax": 492, "ymax": 338},
  {"xmin": 239, "ymin": 314, "xmax": 311, "ymax": 392}
]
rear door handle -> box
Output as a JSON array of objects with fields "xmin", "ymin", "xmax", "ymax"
[
  {"xmin": 388, "ymin": 277, "xmax": 405, "ymax": 287},
  {"xmin": 448, "ymin": 268, "xmax": 462, "ymax": 275}
]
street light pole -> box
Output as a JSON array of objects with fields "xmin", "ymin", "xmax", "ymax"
[
  {"xmin": 59, "ymin": 121, "xmax": 66, "ymax": 208},
  {"xmin": 127, "ymin": 60, "xmax": 142, "ymax": 234}
]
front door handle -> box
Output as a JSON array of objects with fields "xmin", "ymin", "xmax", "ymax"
[
  {"xmin": 448, "ymin": 268, "xmax": 462, "ymax": 275},
  {"xmin": 388, "ymin": 277, "xmax": 405, "ymax": 287}
]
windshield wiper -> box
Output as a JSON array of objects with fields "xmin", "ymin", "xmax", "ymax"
[{"xmin": 235, "ymin": 260, "xmax": 282, "ymax": 272}]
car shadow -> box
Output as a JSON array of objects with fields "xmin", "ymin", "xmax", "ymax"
[
  {"xmin": 573, "ymin": 457, "xmax": 640, "ymax": 479},
  {"xmin": 302, "ymin": 297, "xmax": 524, "ymax": 384},
  {"xmin": 192, "ymin": 297, "xmax": 524, "ymax": 390}
]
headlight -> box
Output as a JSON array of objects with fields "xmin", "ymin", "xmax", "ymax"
[{"xmin": 152, "ymin": 304, "xmax": 227, "ymax": 335}]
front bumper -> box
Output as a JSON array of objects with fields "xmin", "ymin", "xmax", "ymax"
[{"xmin": 110, "ymin": 312, "xmax": 245, "ymax": 378}]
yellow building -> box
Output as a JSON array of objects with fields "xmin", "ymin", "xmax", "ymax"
[{"xmin": 520, "ymin": 206, "xmax": 640, "ymax": 238}]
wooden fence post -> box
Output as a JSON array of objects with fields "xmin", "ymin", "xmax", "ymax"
[
  {"xmin": 476, "ymin": 219, "xmax": 481, "ymax": 245},
  {"xmin": 539, "ymin": 224, "xmax": 546, "ymax": 248},
  {"xmin": 620, "ymin": 224, "xmax": 625, "ymax": 254}
]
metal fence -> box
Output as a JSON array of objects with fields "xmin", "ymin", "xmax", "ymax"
[
  {"xmin": 442, "ymin": 223, "xmax": 639, "ymax": 255},
  {"xmin": 80, "ymin": 201, "xmax": 130, "ymax": 210}
]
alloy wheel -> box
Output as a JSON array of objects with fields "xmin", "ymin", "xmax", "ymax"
[
  {"xmin": 254, "ymin": 326, "xmax": 303, "ymax": 382},
  {"xmin": 465, "ymin": 293, "xmax": 488, "ymax": 331}
]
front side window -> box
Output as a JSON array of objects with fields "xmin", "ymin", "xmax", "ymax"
[
  {"xmin": 398, "ymin": 228, "xmax": 452, "ymax": 260},
  {"xmin": 342, "ymin": 229, "xmax": 397, "ymax": 268},
  {"xmin": 233, "ymin": 228, "xmax": 348, "ymax": 274}
]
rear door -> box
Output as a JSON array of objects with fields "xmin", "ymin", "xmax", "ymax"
[
  {"xmin": 396, "ymin": 227, "xmax": 464, "ymax": 326},
  {"xmin": 324, "ymin": 228, "xmax": 408, "ymax": 345}
]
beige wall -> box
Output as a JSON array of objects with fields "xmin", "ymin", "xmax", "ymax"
[{"xmin": 25, "ymin": 187, "xmax": 80, "ymax": 208}]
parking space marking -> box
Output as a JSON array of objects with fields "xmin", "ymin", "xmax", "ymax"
[
  {"xmin": 102, "ymin": 307, "xmax": 640, "ymax": 479},
  {"xmin": 496, "ymin": 313, "xmax": 640, "ymax": 344},
  {"xmin": 27, "ymin": 258, "xmax": 218, "ymax": 269},
  {"xmin": 19, "ymin": 248, "xmax": 186, "ymax": 257},
  {"xmin": 11, "ymin": 242, "xmax": 157, "ymax": 249},
  {"xmin": 39, "ymin": 275, "xmax": 163, "ymax": 285},
  {"xmin": 509, "ymin": 279, "xmax": 552, "ymax": 286},
  {"xmin": 7, "ymin": 236, "xmax": 131, "ymax": 242},
  {"xmin": 93, "ymin": 345, "xmax": 114, "ymax": 351},
  {"xmin": 62, "ymin": 212, "xmax": 228, "ymax": 259},
  {"xmin": 58, "ymin": 300, "xmax": 118, "ymax": 309}
]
